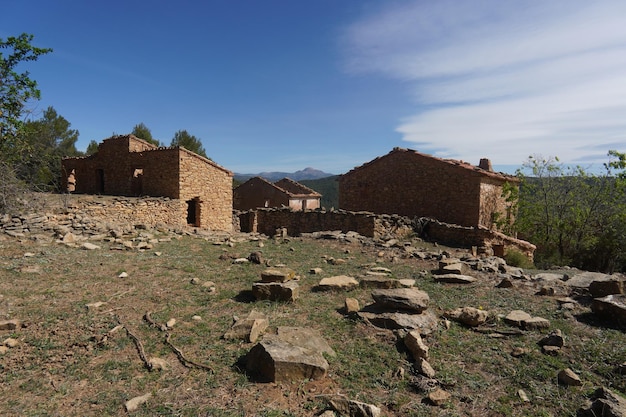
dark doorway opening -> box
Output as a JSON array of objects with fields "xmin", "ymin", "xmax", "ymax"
[
  {"xmin": 131, "ymin": 168, "xmax": 143, "ymax": 196},
  {"xmin": 96, "ymin": 169, "xmax": 104, "ymax": 193},
  {"xmin": 186, "ymin": 197, "xmax": 201, "ymax": 227}
]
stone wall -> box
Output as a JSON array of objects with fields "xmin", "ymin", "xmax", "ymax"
[
  {"xmin": 67, "ymin": 196, "xmax": 188, "ymax": 230},
  {"xmin": 178, "ymin": 149, "xmax": 233, "ymax": 231},
  {"xmin": 339, "ymin": 148, "xmax": 517, "ymax": 230},
  {"xmin": 237, "ymin": 208, "xmax": 535, "ymax": 260}
]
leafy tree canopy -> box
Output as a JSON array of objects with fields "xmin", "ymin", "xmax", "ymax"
[
  {"xmin": 171, "ymin": 129, "xmax": 208, "ymax": 159},
  {"xmin": 85, "ymin": 139, "xmax": 99, "ymax": 155},
  {"xmin": 19, "ymin": 106, "xmax": 81, "ymax": 191},
  {"xmin": 0, "ymin": 33, "xmax": 52, "ymax": 161},
  {"xmin": 131, "ymin": 122, "xmax": 160, "ymax": 146}
]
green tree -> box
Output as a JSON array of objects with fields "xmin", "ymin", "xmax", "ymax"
[
  {"xmin": 0, "ymin": 33, "xmax": 52, "ymax": 162},
  {"xmin": 85, "ymin": 140, "xmax": 99, "ymax": 155},
  {"xmin": 131, "ymin": 122, "xmax": 160, "ymax": 146},
  {"xmin": 19, "ymin": 106, "xmax": 81, "ymax": 190},
  {"xmin": 171, "ymin": 129, "xmax": 208, "ymax": 158},
  {"xmin": 514, "ymin": 153, "xmax": 626, "ymax": 271}
]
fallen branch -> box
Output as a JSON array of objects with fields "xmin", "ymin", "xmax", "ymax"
[
  {"xmin": 120, "ymin": 321, "xmax": 152, "ymax": 370},
  {"xmin": 165, "ymin": 333, "xmax": 214, "ymax": 373},
  {"xmin": 144, "ymin": 311, "xmax": 166, "ymax": 331}
]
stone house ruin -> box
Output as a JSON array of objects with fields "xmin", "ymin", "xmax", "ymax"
[
  {"xmin": 234, "ymin": 176, "xmax": 321, "ymax": 211},
  {"xmin": 339, "ymin": 147, "xmax": 518, "ymax": 231},
  {"xmin": 61, "ymin": 134, "xmax": 233, "ymax": 231}
]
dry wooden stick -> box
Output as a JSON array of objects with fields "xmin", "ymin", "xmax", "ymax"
[
  {"xmin": 143, "ymin": 311, "xmax": 167, "ymax": 331},
  {"xmin": 118, "ymin": 320, "xmax": 152, "ymax": 370},
  {"xmin": 165, "ymin": 333, "xmax": 214, "ymax": 373}
]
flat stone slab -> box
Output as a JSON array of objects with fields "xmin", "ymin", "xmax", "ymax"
[
  {"xmin": 317, "ymin": 275, "xmax": 359, "ymax": 291},
  {"xmin": 504, "ymin": 310, "xmax": 532, "ymax": 327},
  {"xmin": 358, "ymin": 308, "xmax": 438, "ymax": 335},
  {"xmin": 260, "ymin": 268, "xmax": 296, "ymax": 283},
  {"xmin": 245, "ymin": 331, "xmax": 329, "ymax": 382},
  {"xmin": 371, "ymin": 288, "xmax": 429, "ymax": 313},
  {"xmin": 566, "ymin": 271, "xmax": 608, "ymax": 289},
  {"xmin": 359, "ymin": 276, "xmax": 406, "ymax": 289},
  {"xmin": 445, "ymin": 307, "xmax": 488, "ymax": 327},
  {"xmin": 434, "ymin": 274, "xmax": 477, "ymax": 284},
  {"xmin": 276, "ymin": 326, "xmax": 335, "ymax": 357},
  {"xmin": 592, "ymin": 294, "xmax": 626, "ymax": 324}
]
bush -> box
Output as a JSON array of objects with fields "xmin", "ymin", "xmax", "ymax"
[{"xmin": 504, "ymin": 249, "xmax": 534, "ymax": 269}]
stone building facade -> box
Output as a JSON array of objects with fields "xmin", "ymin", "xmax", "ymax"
[
  {"xmin": 339, "ymin": 148, "xmax": 518, "ymax": 230},
  {"xmin": 61, "ymin": 134, "xmax": 233, "ymax": 231},
  {"xmin": 234, "ymin": 176, "xmax": 321, "ymax": 211}
]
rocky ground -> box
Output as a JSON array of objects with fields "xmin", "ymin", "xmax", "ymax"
[{"xmin": 1, "ymin": 194, "xmax": 625, "ymax": 416}]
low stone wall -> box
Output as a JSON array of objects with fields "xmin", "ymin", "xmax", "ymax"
[
  {"xmin": 66, "ymin": 195, "xmax": 188, "ymax": 230},
  {"xmin": 424, "ymin": 220, "xmax": 536, "ymax": 260},
  {"xmin": 237, "ymin": 208, "xmax": 535, "ymax": 260}
]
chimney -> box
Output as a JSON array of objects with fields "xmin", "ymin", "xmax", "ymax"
[{"xmin": 479, "ymin": 158, "xmax": 493, "ymax": 172}]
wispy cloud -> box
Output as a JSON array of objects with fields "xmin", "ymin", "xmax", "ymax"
[{"xmin": 342, "ymin": 0, "xmax": 626, "ymax": 165}]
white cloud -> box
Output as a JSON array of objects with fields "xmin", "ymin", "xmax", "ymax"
[{"xmin": 343, "ymin": 0, "xmax": 626, "ymax": 165}]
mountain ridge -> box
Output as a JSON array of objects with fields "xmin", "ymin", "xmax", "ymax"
[{"xmin": 234, "ymin": 167, "xmax": 336, "ymax": 182}]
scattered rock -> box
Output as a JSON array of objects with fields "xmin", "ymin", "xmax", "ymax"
[
  {"xmin": 247, "ymin": 251, "xmax": 263, "ymax": 264},
  {"xmin": 518, "ymin": 389, "xmax": 530, "ymax": 403},
  {"xmin": 125, "ymin": 392, "xmax": 152, "ymax": 412},
  {"xmin": 118, "ymin": 271, "xmax": 128, "ymax": 278},
  {"xmin": 428, "ymin": 388, "xmax": 451, "ymax": 406},
  {"xmin": 538, "ymin": 329, "xmax": 565, "ymax": 348},
  {"xmin": 444, "ymin": 306, "xmax": 488, "ymax": 327},
  {"xmin": 496, "ymin": 277, "xmax": 514, "ymax": 288},
  {"xmin": 589, "ymin": 275, "xmax": 624, "ymax": 298},
  {"xmin": 260, "ymin": 268, "xmax": 296, "ymax": 283},
  {"xmin": 358, "ymin": 308, "xmax": 439, "ymax": 335},
  {"xmin": 434, "ymin": 273, "xmax": 477, "ymax": 284},
  {"xmin": 252, "ymin": 281, "xmax": 299, "ymax": 302},
  {"xmin": 592, "ymin": 294, "xmax": 626, "ymax": 324},
  {"xmin": 370, "ymin": 288, "xmax": 429, "ymax": 313},
  {"xmin": 3, "ymin": 338, "xmax": 19, "ymax": 348},
  {"xmin": 522, "ymin": 316, "xmax": 550, "ymax": 330},
  {"xmin": 511, "ymin": 347, "xmax": 529, "ymax": 357},
  {"xmin": 0, "ymin": 319, "xmax": 22, "ymax": 331},
  {"xmin": 223, "ymin": 309, "xmax": 269, "ymax": 343},
  {"xmin": 148, "ymin": 357, "xmax": 168, "ymax": 371},
  {"xmin": 81, "ymin": 242, "xmax": 100, "ymax": 250},
  {"xmin": 558, "ymin": 368, "xmax": 582, "ymax": 386},
  {"xmin": 85, "ymin": 301, "xmax": 107, "ymax": 310},
  {"xmin": 245, "ymin": 329, "xmax": 329, "ymax": 382},
  {"xmin": 404, "ymin": 329, "xmax": 429, "ymax": 360},
  {"xmin": 504, "ymin": 310, "xmax": 532, "ymax": 327},
  {"xmin": 317, "ymin": 275, "xmax": 359, "ymax": 291},
  {"xmin": 580, "ymin": 387, "xmax": 626, "ymax": 417},
  {"xmin": 327, "ymin": 396, "xmax": 381, "ymax": 417},
  {"xmin": 165, "ymin": 318, "xmax": 176, "ymax": 329},
  {"xmin": 233, "ymin": 258, "xmax": 249, "ymax": 264},
  {"xmin": 359, "ymin": 276, "xmax": 406, "ymax": 289},
  {"xmin": 309, "ymin": 267, "xmax": 323, "ymax": 275},
  {"xmin": 536, "ymin": 286, "xmax": 555, "ymax": 296},
  {"xmin": 344, "ymin": 298, "xmax": 360, "ymax": 314},
  {"xmin": 0, "ymin": 346, "xmax": 8, "ymax": 355},
  {"xmin": 416, "ymin": 357, "xmax": 436, "ymax": 378}
]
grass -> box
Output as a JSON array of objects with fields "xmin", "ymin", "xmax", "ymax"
[{"xmin": 0, "ymin": 231, "xmax": 625, "ymax": 416}]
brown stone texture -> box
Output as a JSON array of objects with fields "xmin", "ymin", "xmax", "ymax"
[
  {"xmin": 61, "ymin": 135, "xmax": 233, "ymax": 231},
  {"xmin": 233, "ymin": 176, "xmax": 320, "ymax": 211},
  {"xmin": 338, "ymin": 147, "xmax": 518, "ymax": 230}
]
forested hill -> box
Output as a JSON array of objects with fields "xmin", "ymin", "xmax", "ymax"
[{"xmin": 300, "ymin": 175, "xmax": 340, "ymax": 209}]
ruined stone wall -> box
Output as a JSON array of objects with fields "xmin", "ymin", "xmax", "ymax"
[
  {"xmin": 233, "ymin": 177, "xmax": 289, "ymax": 211},
  {"xmin": 239, "ymin": 208, "xmax": 377, "ymax": 237},
  {"xmin": 178, "ymin": 150, "xmax": 233, "ymax": 231},
  {"xmin": 68, "ymin": 196, "xmax": 187, "ymax": 230},
  {"xmin": 424, "ymin": 220, "xmax": 535, "ymax": 260},
  {"xmin": 339, "ymin": 150, "xmax": 484, "ymax": 227},
  {"xmin": 131, "ymin": 149, "xmax": 181, "ymax": 198}
]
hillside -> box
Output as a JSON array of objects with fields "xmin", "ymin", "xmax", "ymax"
[
  {"xmin": 235, "ymin": 167, "xmax": 335, "ymax": 183},
  {"xmin": 300, "ymin": 175, "xmax": 340, "ymax": 209}
]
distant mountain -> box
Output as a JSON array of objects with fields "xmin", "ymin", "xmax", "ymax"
[{"xmin": 234, "ymin": 167, "xmax": 336, "ymax": 182}]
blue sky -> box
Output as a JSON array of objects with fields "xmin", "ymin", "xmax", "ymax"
[{"xmin": 3, "ymin": 1, "xmax": 626, "ymax": 174}]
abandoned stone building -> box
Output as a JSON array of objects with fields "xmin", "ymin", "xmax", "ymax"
[
  {"xmin": 233, "ymin": 176, "xmax": 321, "ymax": 211},
  {"xmin": 61, "ymin": 134, "xmax": 233, "ymax": 231},
  {"xmin": 339, "ymin": 147, "xmax": 518, "ymax": 231}
]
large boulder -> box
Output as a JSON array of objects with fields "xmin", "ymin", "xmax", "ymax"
[
  {"xmin": 580, "ymin": 387, "xmax": 626, "ymax": 417},
  {"xmin": 316, "ymin": 275, "xmax": 359, "ymax": 291},
  {"xmin": 223, "ymin": 310, "xmax": 269, "ymax": 343},
  {"xmin": 245, "ymin": 328, "xmax": 330, "ymax": 382},
  {"xmin": 589, "ymin": 275, "xmax": 625, "ymax": 298},
  {"xmin": 358, "ymin": 308, "xmax": 439, "ymax": 335},
  {"xmin": 592, "ymin": 294, "xmax": 626, "ymax": 324}
]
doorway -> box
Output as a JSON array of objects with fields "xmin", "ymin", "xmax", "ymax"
[
  {"xmin": 186, "ymin": 197, "xmax": 201, "ymax": 227},
  {"xmin": 96, "ymin": 169, "xmax": 104, "ymax": 193}
]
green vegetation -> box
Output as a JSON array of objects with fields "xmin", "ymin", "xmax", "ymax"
[
  {"xmin": 513, "ymin": 153, "xmax": 626, "ymax": 272},
  {"xmin": 301, "ymin": 175, "xmax": 340, "ymax": 208}
]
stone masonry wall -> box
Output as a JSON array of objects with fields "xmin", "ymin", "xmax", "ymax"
[
  {"xmin": 339, "ymin": 149, "xmax": 517, "ymax": 230},
  {"xmin": 237, "ymin": 208, "xmax": 535, "ymax": 259},
  {"xmin": 178, "ymin": 149, "xmax": 233, "ymax": 231}
]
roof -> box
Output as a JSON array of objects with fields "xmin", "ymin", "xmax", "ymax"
[
  {"xmin": 235, "ymin": 176, "xmax": 321, "ymax": 198},
  {"xmin": 342, "ymin": 147, "xmax": 519, "ymax": 183}
]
